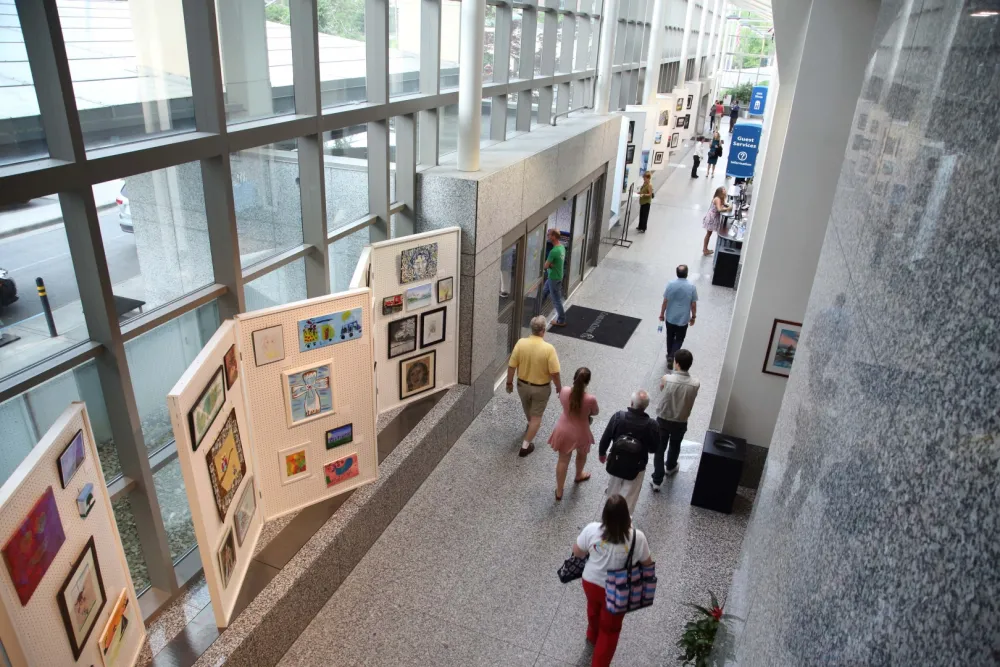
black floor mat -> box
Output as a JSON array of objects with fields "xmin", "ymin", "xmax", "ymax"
[{"xmin": 546, "ymin": 306, "xmax": 642, "ymax": 348}]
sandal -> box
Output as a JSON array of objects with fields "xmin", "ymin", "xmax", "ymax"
[
  {"xmin": 555, "ymin": 490, "xmax": 563, "ymax": 501},
  {"xmin": 574, "ymin": 473, "xmax": 592, "ymax": 484}
]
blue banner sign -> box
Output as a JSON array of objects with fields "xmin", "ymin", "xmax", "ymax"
[
  {"xmin": 749, "ymin": 86, "xmax": 768, "ymax": 117},
  {"xmin": 726, "ymin": 120, "xmax": 763, "ymax": 179}
]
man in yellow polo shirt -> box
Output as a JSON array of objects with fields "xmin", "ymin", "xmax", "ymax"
[{"xmin": 506, "ymin": 315, "xmax": 562, "ymax": 457}]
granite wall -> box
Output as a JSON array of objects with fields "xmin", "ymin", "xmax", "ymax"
[{"xmin": 717, "ymin": 0, "xmax": 1000, "ymax": 664}]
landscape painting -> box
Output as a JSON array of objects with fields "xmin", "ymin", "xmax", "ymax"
[{"xmin": 762, "ymin": 319, "xmax": 803, "ymax": 377}]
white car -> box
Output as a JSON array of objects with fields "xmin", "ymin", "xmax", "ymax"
[{"xmin": 117, "ymin": 185, "xmax": 132, "ymax": 233}]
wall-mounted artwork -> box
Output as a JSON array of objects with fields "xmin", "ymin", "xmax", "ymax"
[
  {"xmin": 627, "ymin": 120, "xmax": 634, "ymax": 144},
  {"xmin": 57, "ymin": 429, "xmax": 86, "ymax": 489},
  {"xmin": 762, "ymin": 319, "xmax": 802, "ymax": 377},
  {"xmin": 217, "ymin": 527, "xmax": 236, "ymax": 590},
  {"xmin": 382, "ymin": 294, "xmax": 403, "ymax": 316},
  {"xmin": 98, "ymin": 589, "xmax": 132, "ymax": 667},
  {"xmin": 625, "ymin": 144, "xmax": 635, "ymax": 164},
  {"xmin": 233, "ymin": 478, "xmax": 257, "ymax": 547},
  {"xmin": 675, "ymin": 98, "xmax": 684, "ymax": 111},
  {"xmin": 420, "ymin": 307, "xmax": 447, "ymax": 348},
  {"xmin": 654, "ymin": 131, "xmax": 662, "ymax": 144},
  {"xmin": 282, "ymin": 362, "xmax": 334, "ymax": 426},
  {"xmin": 388, "ymin": 315, "xmax": 417, "ymax": 359},
  {"xmin": 622, "ymin": 167, "xmax": 630, "ymax": 193},
  {"xmin": 189, "ymin": 367, "xmax": 225, "ymax": 452},
  {"xmin": 77, "ymin": 483, "xmax": 95, "ymax": 518},
  {"xmin": 2, "ymin": 486, "xmax": 65, "ymax": 606},
  {"xmin": 251, "ymin": 324, "xmax": 285, "ymax": 367},
  {"xmin": 657, "ymin": 111, "xmax": 669, "ymax": 127},
  {"xmin": 437, "ymin": 276, "xmax": 453, "ymax": 303},
  {"xmin": 683, "ymin": 114, "xmax": 690, "ymax": 129},
  {"xmin": 297, "ymin": 307, "xmax": 363, "ymax": 352},
  {"xmin": 675, "ymin": 116, "xmax": 685, "ymax": 128},
  {"xmin": 686, "ymin": 94, "xmax": 693, "ymax": 109},
  {"xmin": 223, "ymin": 344, "xmax": 238, "ymax": 390},
  {"xmin": 400, "ymin": 350, "xmax": 436, "ymax": 400},
  {"xmin": 206, "ymin": 409, "xmax": 247, "ymax": 521},
  {"xmin": 279, "ymin": 444, "xmax": 310, "ymax": 485},
  {"xmin": 324, "ymin": 453, "xmax": 360, "ymax": 488},
  {"xmin": 653, "ymin": 151, "xmax": 664, "ymax": 165},
  {"xmin": 405, "ymin": 283, "xmax": 433, "ymax": 311},
  {"xmin": 670, "ymin": 133, "xmax": 679, "ymax": 148},
  {"xmin": 399, "ymin": 243, "xmax": 438, "ymax": 284},
  {"xmin": 57, "ymin": 537, "xmax": 106, "ymax": 661},
  {"xmin": 325, "ymin": 424, "xmax": 353, "ymax": 450}
]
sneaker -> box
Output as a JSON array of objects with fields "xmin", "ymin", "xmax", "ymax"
[
  {"xmin": 666, "ymin": 465, "xmax": 679, "ymax": 476},
  {"xmin": 650, "ymin": 481, "xmax": 662, "ymax": 492},
  {"xmin": 518, "ymin": 443, "xmax": 535, "ymax": 457},
  {"xmin": 551, "ymin": 320, "xmax": 567, "ymax": 327}
]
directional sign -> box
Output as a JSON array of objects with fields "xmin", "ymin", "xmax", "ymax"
[
  {"xmin": 726, "ymin": 120, "xmax": 763, "ymax": 179},
  {"xmin": 749, "ymin": 86, "xmax": 768, "ymax": 117}
]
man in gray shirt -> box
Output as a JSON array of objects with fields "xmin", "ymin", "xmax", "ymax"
[{"xmin": 651, "ymin": 349, "xmax": 700, "ymax": 490}]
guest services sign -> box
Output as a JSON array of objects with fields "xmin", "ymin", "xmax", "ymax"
[{"xmin": 726, "ymin": 120, "xmax": 763, "ymax": 179}]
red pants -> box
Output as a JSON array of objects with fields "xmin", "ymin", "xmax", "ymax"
[{"xmin": 583, "ymin": 579, "xmax": 625, "ymax": 667}]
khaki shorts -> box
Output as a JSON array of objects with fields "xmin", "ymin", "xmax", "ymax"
[{"xmin": 517, "ymin": 381, "xmax": 551, "ymax": 418}]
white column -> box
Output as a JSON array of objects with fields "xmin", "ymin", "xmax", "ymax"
[
  {"xmin": 693, "ymin": 0, "xmax": 709, "ymax": 78},
  {"xmin": 594, "ymin": 0, "xmax": 620, "ymax": 114},
  {"xmin": 641, "ymin": 0, "xmax": 666, "ymax": 104},
  {"xmin": 711, "ymin": 15, "xmax": 730, "ymax": 101},
  {"xmin": 706, "ymin": 0, "xmax": 723, "ymax": 78},
  {"xmin": 674, "ymin": 0, "xmax": 696, "ymax": 88},
  {"xmin": 457, "ymin": 0, "xmax": 485, "ymax": 171}
]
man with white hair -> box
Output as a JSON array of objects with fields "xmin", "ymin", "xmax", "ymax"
[
  {"xmin": 506, "ymin": 315, "xmax": 562, "ymax": 457},
  {"xmin": 597, "ymin": 389, "xmax": 660, "ymax": 512}
]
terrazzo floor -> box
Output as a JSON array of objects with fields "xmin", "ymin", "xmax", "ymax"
[{"xmin": 278, "ymin": 159, "xmax": 755, "ymax": 666}]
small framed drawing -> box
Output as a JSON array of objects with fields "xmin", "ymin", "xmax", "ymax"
[
  {"xmin": 625, "ymin": 144, "xmax": 635, "ymax": 164},
  {"xmin": 57, "ymin": 537, "xmax": 107, "ymax": 661},
  {"xmin": 324, "ymin": 453, "xmax": 360, "ymax": 488},
  {"xmin": 420, "ymin": 307, "xmax": 446, "ymax": 348},
  {"xmin": 282, "ymin": 362, "xmax": 334, "ymax": 427},
  {"xmin": 388, "ymin": 315, "xmax": 417, "ymax": 359},
  {"xmin": 206, "ymin": 409, "xmax": 247, "ymax": 521},
  {"xmin": 217, "ymin": 527, "xmax": 237, "ymax": 590},
  {"xmin": 654, "ymin": 131, "xmax": 662, "ymax": 144},
  {"xmin": 279, "ymin": 444, "xmax": 311, "ymax": 485},
  {"xmin": 326, "ymin": 424, "xmax": 353, "ymax": 450},
  {"xmin": 437, "ymin": 276, "xmax": 454, "ymax": 303},
  {"xmin": 77, "ymin": 483, "xmax": 95, "ymax": 518},
  {"xmin": 675, "ymin": 98, "xmax": 684, "ymax": 111},
  {"xmin": 400, "ymin": 350, "xmax": 436, "ymax": 400},
  {"xmin": 653, "ymin": 151, "xmax": 664, "ymax": 165},
  {"xmin": 626, "ymin": 120, "xmax": 634, "ymax": 144},
  {"xmin": 405, "ymin": 283, "xmax": 433, "ymax": 311},
  {"xmin": 98, "ymin": 589, "xmax": 132, "ymax": 667},
  {"xmin": 686, "ymin": 94, "xmax": 693, "ymax": 109},
  {"xmin": 233, "ymin": 478, "xmax": 257, "ymax": 547},
  {"xmin": 675, "ymin": 116, "xmax": 685, "ymax": 128},
  {"xmin": 188, "ymin": 367, "xmax": 225, "ymax": 452},
  {"xmin": 382, "ymin": 294, "xmax": 403, "ymax": 316},
  {"xmin": 670, "ymin": 133, "xmax": 679, "ymax": 148},
  {"xmin": 399, "ymin": 243, "xmax": 438, "ymax": 284},
  {"xmin": 657, "ymin": 111, "xmax": 668, "ymax": 127},
  {"xmin": 762, "ymin": 319, "xmax": 802, "ymax": 377},
  {"xmin": 223, "ymin": 344, "xmax": 238, "ymax": 390},
  {"xmin": 251, "ymin": 324, "xmax": 285, "ymax": 367},
  {"xmin": 57, "ymin": 429, "xmax": 86, "ymax": 489}
]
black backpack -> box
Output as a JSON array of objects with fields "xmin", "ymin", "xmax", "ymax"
[{"xmin": 605, "ymin": 432, "xmax": 646, "ymax": 481}]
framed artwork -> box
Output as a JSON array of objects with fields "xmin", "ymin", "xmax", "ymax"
[
  {"xmin": 626, "ymin": 120, "xmax": 634, "ymax": 144},
  {"xmin": 686, "ymin": 94, "xmax": 693, "ymax": 109},
  {"xmin": 325, "ymin": 424, "xmax": 353, "ymax": 450},
  {"xmin": 206, "ymin": 409, "xmax": 247, "ymax": 521},
  {"xmin": 57, "ymin": 537, "xmax": 106, "ymax": 661},
  {"xmin": 420, "ymin": 307, "xmax": 447, "ymax": 348},
  {"xmin": 77, "ymin": 483, "xmax": 95, "ymax": 518},
  {"xmin": 654, "ymin": 131, "xmax": 662, "ymax": 145},
  {"xmin": 762, "ymin": 319, "xmax": 802, "ymax": 377},
  {"xmin": 57, "ymin": 429, "xmax": 86, "ymax": 489},
  {"xmin": 625, "ymin": 144, "xmax": 635, "ymax": 164},
  {"xmin": 98, "ymin": 589, "xmax": 132, "ymax": 667},
  {"xmin": 675, "ymin": 98, "xmax": 684, "ymax": 111},
  {"xmin": 675, "ymin": 116, "xmax": 685, "ymax": 128},
  {"xmin": 217, "ymin": 527, "xmax": 237, "ymax": 590},
  {"xmin": 188, "ymin": 367, "xmax": 225, "ymax": 452},
  {"xmin": 324, "ymin": 453, "xmax": 360, "ymax": 488},
  {"xmin": 388, "ymin": 315, "xmax": 417, "ymax": 359},
  {"xmin": 437, "ymin": 276, "xmax": 454, "ymax": 303},
  {"xmin": 670, "ymin": 133, "xmax": 679, "ymax": 148},
  {"xmin": 405, "ymin": 283, "xmax": 433, "ymax": 311},
  {"xmin": 279, "ymin": 444, "xmax": 311, "ymax": 485},
  {"xmin": 622, "ymin": 167, "xmax": 629, "ymax": 192},
  {"xmin": 223, "ymin": 344, "xmax": 238, "ymax": 390},
  {"xmin": 251, "ymin": 325, "xmax": 285, "ymax": 367},
  {"xmin": 399, "ymin": 350, "xmax": 436, "ymax": 400},
  {"xmin": 2, "ymin": 487, "xmax": 65, "ymax": 606},
  {"xmin": 399, "ymin": 243, "xmax": 438, "ymax": 284},
  {"xmin": 657, "ymin": 111, "xmax": 668, "ymax": 127},
  {"xmin": 684, "ymin": 114, "xmax": 691, "ymax": 129},
  {"xmin": 282, "ymin": 362, "xmax": 334, "ymax": 426},
  {"xmin": 382, "ymin": 294, "xmax": 403, "ymax": 316},
  {"xmin": 653, "ymin": 151, "xmax": 664, "ymax": 165},
  {"xmin": 297, "ymin": 307, "xmax": 363, "ymax": 352},
  {"xmin": 233, "ymin": 478, "xmax": 257, "ymax": 547}
]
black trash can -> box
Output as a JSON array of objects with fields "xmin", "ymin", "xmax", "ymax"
[{"xmin": 691, "ymin": 431, "xmax": 746, "ymax": 514}]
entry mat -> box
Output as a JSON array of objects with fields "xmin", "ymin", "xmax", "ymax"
[{"xmin": 547, "ymin": 305, "xmax": 642, "ymax": 348}]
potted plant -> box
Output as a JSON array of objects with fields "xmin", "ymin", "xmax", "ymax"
[{"xmin": 677, "ymin": 591, "xmax": 737, "ymax": 667}]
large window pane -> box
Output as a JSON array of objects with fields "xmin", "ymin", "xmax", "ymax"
[
  {"xmin": 112, "ymin": 496, "xmax": 149, "ymax": 591},
  {"xmin": 57, "ymin": 0, "xmax": 195, "ymax": 149},
  {"xmin": 152, "ymin": 457, "xmax": 197, "ymax": 563},
  {"xmin": 324, "ymin": 127, "xmax": 369, "ymax": 229},
  {"xmin": 483, "ymin": 5, "xmax": 496, "ymax": 83},
  {"xmin": 389, "ymin": 0, "xmax": 420, "ymax": 97},
  {"xmin": 245, "ymin": 258, "xmax": 307, "ymax": 311},
  {"xmin": 329, "ymin": 225, "xmax": 369, "ymax": 293},
  {"xmin": 0, "ymin": 9, "xmax": 47, "ymax": 165},
  {"xmin": 510, "ymin": 9, "xmax": 522, "ymax": 78},
  {"xmin": 231, "ymin": 141, "xmax": 304, "ymax": 267},
  {"xmin": 441, "ymin": 2, "xmax": 461, "ymax": 90},
  {"xmin": 439, "ymin": 103, "xmax": 459, "ymax": 158},
  {"xmin": 481, "ymin": 99, "xmax": 492, "ymax": 142},
  {"xmin": 319, "ymin": 0, "xmax": 368, "ymax": 107}
]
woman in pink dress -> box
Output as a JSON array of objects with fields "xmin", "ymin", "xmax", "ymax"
[
  {"xmin": 702, "ymin": 186, "xmax": 732, "ymax": 256},
  {"xmin": 549, "ymin": 367, "xmax": 599, "ymax": 500}
]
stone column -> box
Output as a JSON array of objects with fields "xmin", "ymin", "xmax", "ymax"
[{"xmin": 457, "ymin": 0, "xmax": 485, "ymax": 171}]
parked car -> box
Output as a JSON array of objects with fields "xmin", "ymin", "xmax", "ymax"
[
  {"xmin": 117, "ymin": 184, "xmax": 132, "ymax": 233},
  {"xmin": 0, "ymin": 268, "xmax": 18, "ymax": 309}
]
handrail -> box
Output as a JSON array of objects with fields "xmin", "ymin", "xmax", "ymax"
[{"xmin": 551, "ymin": 105, "xmax": 594, "ymax": 125}]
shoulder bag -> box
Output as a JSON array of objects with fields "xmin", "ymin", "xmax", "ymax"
[
  {"xmin": 558, "ymin": 553, "xmax": 588, "ymax": 583},
  {"xmin": 604, "ymin": 532, "xmax": 657, "ymax": 614}
]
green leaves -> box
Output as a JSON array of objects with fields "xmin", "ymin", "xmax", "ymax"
[{"xmin": 677, "ymin": 592, "xmax": 730, "ymax": 667}]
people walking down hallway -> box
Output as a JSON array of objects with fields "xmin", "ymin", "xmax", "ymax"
[
  {"xmin": 599, "ymin": 390, "xmax": 660, "ymax": 513},
  {"xmin": 659, "ymin": 264, "xmax": 697, "ymax": 365},
  {"xmin": 652, "ymin": 349, "xmax": 700, "ymax": 490},
  {"xmin": 549, "ymin": 367, "xmax": 599, "ymax": 500},
  {"xmin": 702, "ymin": 186, "xmax": 732, "ymax": 256},
  {"xmin": 506, "ymin": 315, "xmax": 562, "ymax": 457}
]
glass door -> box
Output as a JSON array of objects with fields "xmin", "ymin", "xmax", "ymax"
[
  {"xmin": 520, "ymin": 221, "xmax": 547, "ymax": 337},
  {"xmin": 585, "ymin": 175, "xmax": 604, "ymax": 272},
  {"xmin": 497, "ymin": 241, "xmax": 520, "ymax": 366},
  {"xmin": 569, "ymin": 186, "xmax": 590, "ymax": 292}
]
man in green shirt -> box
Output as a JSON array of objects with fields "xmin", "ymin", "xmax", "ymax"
[{"xmin": 542, "ymin": 228, "xmax": 567, "ymax": 326}]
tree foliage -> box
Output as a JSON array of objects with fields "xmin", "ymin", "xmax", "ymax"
[{"xmin": 265, "ymin": 0, "xmax": 365, "ymax": 41}]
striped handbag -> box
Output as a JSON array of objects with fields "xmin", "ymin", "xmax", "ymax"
[{"xmin": 604, "ymin": 532, "xmax": 657, "ymax": 614}]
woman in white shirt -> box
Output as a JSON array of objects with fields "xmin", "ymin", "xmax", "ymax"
[{"xmin": 571, "ymin": 495, "xmax": 654, "ymax": 667}]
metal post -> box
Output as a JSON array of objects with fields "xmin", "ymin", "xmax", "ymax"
[
  {"xmin": 675, "ymin": 0, "xmax": 696, "ymax": 88},
  {"xmin": 35, "ymin": 278, "xmax": 57, "ymax": 337},
  {"xmin": 594, "ymin": 0, "xmax": 620, "ymax": 114},
  {"xmin": 641, "ymin": 0, "xmax": 666, "ymax": 104},
  {"xmin": 458, "ymin": 0, "xmax": 485, "ymax": 171}
]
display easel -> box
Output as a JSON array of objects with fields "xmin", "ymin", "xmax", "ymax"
[{"xmin": 604, "ymin": 183, "xmax": 634, "ymax": 249}]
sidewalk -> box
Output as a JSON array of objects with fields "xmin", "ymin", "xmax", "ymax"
[{"xmin": 0, "ymin": 179, "xmax": 122, "ymax": 240}]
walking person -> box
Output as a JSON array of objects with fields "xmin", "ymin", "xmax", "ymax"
[
  {"xmin": 598, "ymin": 390, "xmax": 660, "ymax": 513},
  {"xmin": 541, "ymin": 229, "xmax": 567, "ymax": 326},
  {"xmin": 708, "ymin": 102, "xmax": 716, "ymax": 131},
  {"xmin": 701, "ymin": 186, "xmax": 732, "ymax": 256},
  {"xmin": 549, "ymin": 368, "xmax": 599, "ymax": 500},
  {"xmin": 658, "ymin": 264, "xmax": 697, "ymax": 366},
  {"xmin": 636, "ymin": 172, "xmax": 653, "ymax": 232},
  {"xmin": 651, "ymin": 349, "xmax": 700, "ymax": 490},
  {"xmin": 690, "ymin": 143, "xmax": 703, "ymax": 179},
  {"xmin": 571, "ymin": 495, "xmax": 654, "ymax": 667},
  {"xmin": 729, "ymin": 100, "xmax": 741, "ymax": 133},
  {"xmin": 715, "ymin": 99, "xmax": 724, "ymax": 122},
  {"xmin": 506, "ymin": 315, "xmax": 562, "ymax": 457},
  {"xmin": 706, "ymin": 131, "xmax": 723, "ymax": 178}
]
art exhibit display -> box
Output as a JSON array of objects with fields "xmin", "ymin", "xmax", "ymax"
[
  {"xmin": 653, "ymin": 151, "xmax": 664, "ymax": 165},
  {"xmin": 622, "ymin": 167, "xmax": 629, "ymax": 192},
  {"xmin": 627, "ymin": 120, "xmax": 634, "ymax": 144},
  {"xmin": 675, "ymin": 98, "xmax": 684, "ymax": 111},
  {"xmin": 657, "ymin": 111, "xmax": 668, "ymax": 127},
  {"xmin": 382, "ymin": 294, "xmax": 403, "ymax": 315},
  {"xmin": 625, "ymin": 144, "xmax": 635, "ymax": 164},
  {"xmin": 77, "ymin": 483, "xmax": 95, "ymax": 518},
  {"xmin": 684, "ymin": 114, "xmax": 691, "ymax": 129},
  {"xmin": 251, "ymin": 325, "xmax": 285, "ymax": 366},
  {"xmin": 323, "ymin": 453, "xmax": 359, "ymax": 488},
  {"xmin": 279, "ymin": 445, "xmax": 310, "ymax": 485},
  {"xmin": 388, "ymin": 315, "xmax": 417, "ymax": 358},
  {"xmin": 282, "ymin": 362, "xmax": 334, "ymax": 426},
  {"xmin": 325, "ymin": 424, "xmax": 353, "ymax": 450},
  {"xmin": 57, "ymin": 537, "xmax": 106, "ymax": 660},
  {"xmin": 670, "ymin": 133, "xmax": 679, "ymax": 148},
  {"xmin": 98, "ymin": 589, "xmax": 131, "ymax": 667},
  {"xmin": 399, "ymin": 243, "xmax": 438, "ymax": 284},
  {"xmin": 189, "ymin": 367, "xmax": 225, "ymax": 452},
  {"xmin": 654, "ymin": 132, "xmax": 662, "ymax": 144},
  {"xmin": 206, "ymin": 410, "xmax": 248, "ymax": 521},
  {"xmin": 57, "ymin": 429, "xmax": 86, "ymax": 489},
  {"xmin": 217, "ymin": 528, "xmax": 236, "ymax": 590},
  {"xmin": 2, "ymin": 486, "xmax": 65, "ymax": 606},
  {"xmin": 405, "ymin": 283, "xmax": 433, "ymax": 311},
  {"xmin": 437, "ymin": 277, "xmax": 453, "ymax": 303},
  {"xmin": 762, "ymin": 319, "xmax": 802, "ymax": 377},
  {"xmin": 223, "ymin": 345, "xmax": 238, "ymax": 390},
  {"xmin": 297, "ymin": 307, "xmax": 363, "ymax": 352},
  {"xmin": 233, "ymin": 478, "xmax": 256, "ymax": 547},
  {"xmin": 399, "ymin": 350, "xmax": 436, "ymax": 400},
  {"xmin": 420, "ymin": 307, "xmax": 446, "ymax": 348},
  {"xmin": 675, "ymin": 117, "xmax": 685, "ymax": 128},
  {"xmin": 687, "ymin": 95, "xmax": 693, "ymax": 109}
]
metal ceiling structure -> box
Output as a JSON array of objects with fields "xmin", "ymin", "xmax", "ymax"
[{"xmin": 728, "ymin": 0, "xmax": 773, "ymax": 20}]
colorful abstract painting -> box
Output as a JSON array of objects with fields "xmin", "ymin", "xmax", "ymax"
[
  {"xmin": 324, "ymin": 453, "xmax": 360, "ymax": 488},
  {"xmin": 297, "ymin": 308, "xmax": 363, "ymax": 352},
  {"xmin": 2, "ymin": 486, "xmax": 65, "ymax": 606},
  {"xmin": 399, "ymin": 243, "xmax": 438, "ymax": 284},
  {"xmin": 206, "ymin": 409, "xmax": 247, "ymax": 521},
  {"xmin": 99, "ymin": 589, "xmax": 132, "ymax": 667},
  {"xmin": 280, "ymin": 445, "xmax": 310, "ymax": 485},
  {"xmin": 283, "ymin": 362, "xmax": 334, "ymax": 426}
]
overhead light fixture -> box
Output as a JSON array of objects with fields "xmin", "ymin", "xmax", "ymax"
[{"xmin": 970, "ymin": 9, "xmax": 999, "ymax": 15}]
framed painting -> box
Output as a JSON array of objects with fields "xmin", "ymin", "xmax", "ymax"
[
  {"xmin": 654, "ymin": 131, "xmax": 662, "ymax": 145},
  {"xmin": 251, "ymin": 325, "xmax": 285, "ymax": 366},
  {"xmin": 683, "ymin": 114, "xmax": 691, "ymax": 129},
  {"xmin": 282, "ymin": 362, "xmax": 334, "ymax": 426},
  {"xmin": 622, "ymin": 167, "xmax": 629, "ymax": 192},
  {"xmin": 205, "ymin": 409, "xmax": 247, "ymax": 521},
  {"xmin": 297, "ymin": 307, "xmax": 363, "ymax": 352},
  {"xmin": 324, "ymin": 453, "xmax": 360, "ymax": 488},
  {"xmin": 387, "ymin": 315, "xmax": 417, "ymax": 359},
  {"xmin": 762, "ymin": 320, "xmax": 802, "ymax": 377},
  {"xmin": 675, "ymin": 98, "xmax": 684, "ymax": 111},
  {"xmin": 686, "ymin": 94, "xmax": 693, "ymax": 109},
  {"xmin": 98, "ymin": 589, "xmax": 132, "ymax": 667},
  {"xmin": 57, "ymin": 537, "xmax": 106, "ymax": 661},
  {"xmin": 217, "ymin": 527, "xmax": 237, "ymax": 590},
  {"xmin": 653, "ymin": 151, "xmax": 664, "ymax": 165},
  {"xmin": 670, "ymin": 133, "xmax": 679, "ymax": 148},
  {"xmin": 625, "ymin": 144, "xmax": 635, "ymax": 164},
  {"xmin": 399, "ymin": 243, "xmax": 438, "ymax": 284},
  {"xmin": 77, "ymin": 483, "xmax": 95, "ymax": 518},
  {"xmin": 2, "ymin": 486, "xmax": 65, "ymax": 606},
  {"xmin": 675, "ymin": 116, "xmax": 685, "ymax": 128},
  {"xmin": 626, "ymin": 120, "xmax": 634, "ymax": 144},
  {"xmin": 657, "ymin": 111, "xmax": 668, "ymax": 127},
  {"xmin": 57, "ymin": 429, "xmax": 86, "ymax": 489},
  {"xmin": 405, "ymin": 283, "xmax": 433, "ymax": 311},
  {"xmin": 223, "ymin": 344, "xmax": 238, "ymax": 390},
  {"xmin": 382, "ymin": 294, "xmax": 403, "ymax": 316},
  {"xmin": 420, "ymin": 307, "xmax": 447, "ymax": 348},
  {"xmin": 279, "ymin": 444, "xmax": 311, "ymax": 485},
  {"xmin": 325, "ymin": 424, "xmax": 353, "ymax": 450},
  {"xmin": 188, "ymin": 367, "xmax": 225, "ymax": 452},
  {"xmin": 437, "ymin": 276, "xmax": 454, "ymax": 303},
  {"xmin": 399, "ymin": 350, "xmax": 436, "ymax": 400},
  {"xmin": 233, "ymin": 477, "xmax": 257, "ymax": 547}
]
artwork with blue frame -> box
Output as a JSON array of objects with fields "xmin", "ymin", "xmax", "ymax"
[{"xmin": 297, "ymin": 308, "xmax": 363, "ymax": 352}]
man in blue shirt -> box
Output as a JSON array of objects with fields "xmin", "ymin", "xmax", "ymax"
[{"xmin": 658, "ymin": 265, "xmax": 697, "ymax": 365}]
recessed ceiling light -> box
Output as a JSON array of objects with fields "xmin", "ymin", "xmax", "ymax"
[{"xmin": 970, "ymin": 9, "xmax": 999, "ymax": 16}]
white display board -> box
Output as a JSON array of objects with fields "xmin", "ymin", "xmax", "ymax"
[
  {"xmin": 367, "ymin": 228, "xmax": 461, "ymax": 414},
  {"xmin": 167, "ymin": 320, "xmax": 262, "ymax": 628},
  {"xmin": 0, "ymin": 403, "xmax": 144, "ymax": 667}
]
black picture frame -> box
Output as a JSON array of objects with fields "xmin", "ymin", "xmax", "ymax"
[
  {"xmin": 686, "ymin": 95, "xmax": 693, "ymax": 109},
  {"xmin": 387, "ymin": 315, "xmax": 418, "ymax": 359},
  {"xmin": 627, "ymin": 120, "xmax": 634, "ymax": 144},
  {"xmin": 675, "ymin": 117, "xmax": 685, "ymax": 128},
  {"xmin": 671, "ymin": 132, "xmax": 679, "ymax": 148},
  {"xmin": 420, "ymin": 306, "xmax": 447, "ymax": 348},
  {"xmin": 653, "ymin": 151, "xmax": 664, "ymax": 165},
  {"xmin": 625, "ymin": 144, "xmax": 635, "ymax": 164},
  {"xmin": 684, "ymin": 114, "xmax": 691, "ymax": 129},
  {"xmin": 56, "ymin": 429, "xmax": 85, "ymax": 489},
  {"xmin": 188, "ymin": 367, "xmax": 226, "ymax": 452},
  {"xmin": 437, "ymin": 276, "xmax": 454, "ymax": 303},
  {"xmin": 57, "ymin": 537, "xmax": 107, "ymax": 661},
  {"xmin": 399, "ymin": 349, "xmax": 437, "ymax": 400},
  {"xmin": 325, "ymin": 423, "xmax": 354, "ymax": 450}
]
